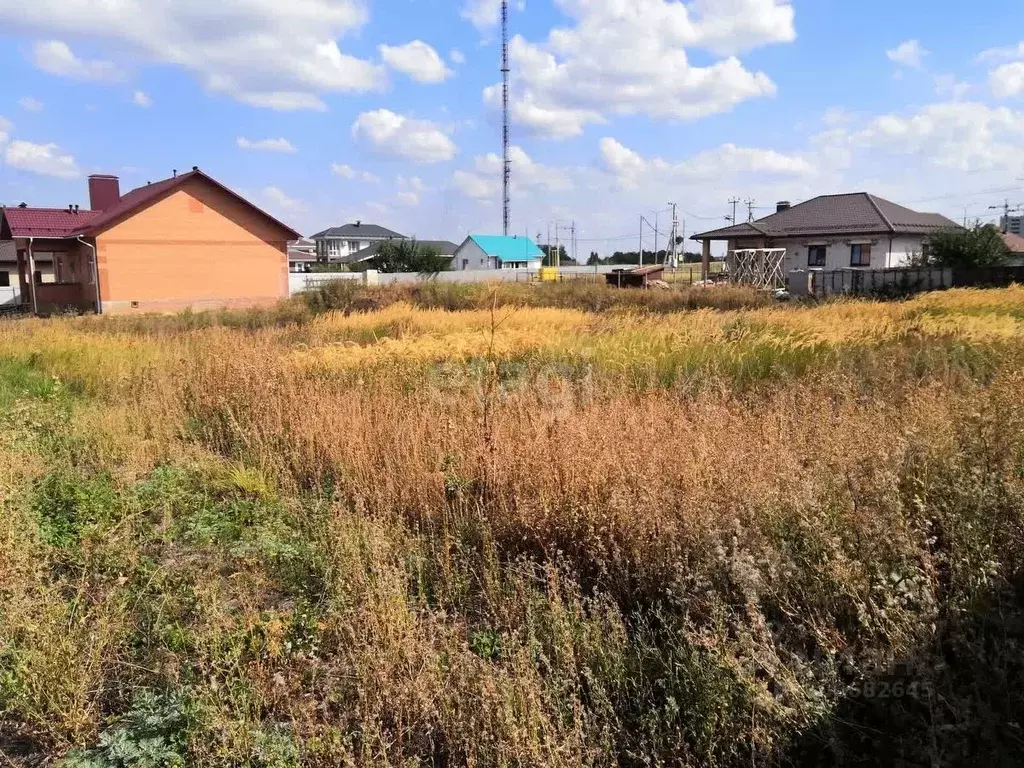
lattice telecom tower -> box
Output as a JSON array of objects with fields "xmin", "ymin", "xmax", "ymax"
[{"xmin": 501, "ymin": 0, "xmax": 511, "ymax": 236}]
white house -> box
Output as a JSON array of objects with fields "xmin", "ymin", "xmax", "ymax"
[
  {"xmin": 692, "ymin": 194, "xmax": 960, "ymax": 272},
  {"xmin": 310, "ymin": 222, "xmax": 406, "ymax": 263},
  {"xmin": 454, "ymin": 235, "xmax": 544, "ymax": 271}
]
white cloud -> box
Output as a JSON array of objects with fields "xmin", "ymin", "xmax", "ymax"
[
  {"xmin": 263, "ymin": 186, "xmax": 304, "ymax": 213},
  {"xmin": 977, "ymin": 41, "xmax": 1024, "ymax": 64},
  {"xmin": 450, "ymin": 49, "xmax": 466, "ymax": 65},
  {"xmin": 461, "ymin": 0, "xmax": 503, "ymax": 30},
  {"xmin": 0, "ymin": 116, "xmax": 11, "ymax": 145},
  {"xmin": 824, "ymin": 102, "xmax": 1024, "ymax": 172},
  {"xmin": 331, "ymin": 163, "xmax": 379, "ymax": 182},
  {"xmin": 351, "ymin": 109, "xmax": 457, "ymax": 163},
  {"xmin": 886, "ymin": 39, "xmax": 928, "ymax": 69},
  {"xmin": 453, "ymin": 169, "xmax": 498, "ymax": 201},
  {"xmin": 18, "ymin": 97, "xmax": 43, "ymax": 112},
  {"xmin": 933, "ymin": 74, "xmax": 970, "ymax": 100},
  {"xmin": 379, "ymin": 40, "xmax": 451, "ymax": 84},
  {"xmin": 4, "ymin": 139, "xmax": 80, "ymax": 178},
  {"xmin": 132, "ymin": 90, "xmax": 152, "ymax": 108},
  {"xmin": 482, "ymin": 0, "xmax": 792, "ymax": 139},
  {"xmin": 991, "ymin": 62, "xmax": 1024, "ymax": 98},
  {"xmin": 452, "ymin": 145, "xmax": 573, "ymax": 201},
  {"xmin": 2, "ymin": 1, "xmax": 383, "ymax": 110},
  {"xmin": 31, "ymin": 40, "xmax": 124, "ymax": 82},
  {"xmin": 821, "ymin": 106, "xmax": 852, "ymax": 127},
  {"xmin": 599, "ymin": 136, "xmax": 814, "ymax": 188},
  {"xmin": 237, "ymin": 137, "xmax": 297, "ymax": 153},
  {"xmin": 396, "ymin": 175, "xmax": 428, "ymax": 206}
]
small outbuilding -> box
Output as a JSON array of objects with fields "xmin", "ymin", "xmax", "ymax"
[
  {"xmin": 605, "ymin": 264, "xmax": 665, "ymax": 288},
  {"xmin": 453, "ymin": 235, "xmax": 544, "ymax": 271}
]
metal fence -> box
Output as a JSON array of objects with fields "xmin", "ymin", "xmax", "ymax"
[{"xmin": 951, "ymin": 266, "xmax": 1024, "ymax": 288}]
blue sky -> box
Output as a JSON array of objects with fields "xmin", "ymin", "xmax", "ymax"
[{"xmin": 1, "ymin": 0, "xmax": 1023, "ymax": 253}]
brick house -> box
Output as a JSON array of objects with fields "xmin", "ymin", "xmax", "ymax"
[{"xmin": 0, "ymin": 168, "xmax": 300, "ymax": 315}]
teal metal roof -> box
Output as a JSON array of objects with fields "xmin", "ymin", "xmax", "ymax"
[{"xmin": 468, "ymin": 235, "xmax": 543, "ymax": 262}]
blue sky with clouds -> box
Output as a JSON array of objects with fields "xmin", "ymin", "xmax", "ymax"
[{"xmin": 1, "ymin": 0, "xmax": 1023, "ymax": 252}]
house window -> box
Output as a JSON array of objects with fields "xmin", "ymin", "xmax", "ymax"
[
  {"xmin": 34, "ymin": 270, "xmax": 42, "ymax": 284},
  {"xmin": 0, "ymin": 271, "xmax": 9, "ymax": 287},
  {"xmin": 480, "ymin": 257, "xmax": 486, "ymax": 266},
  {"xmin": 462, "ymin": 258, "xmax": 469, "ymax": 270},
  {"xmin": 347, "ymin": 240, "xmax": 360, "ymax": 251},
  {"xmin": 850, "ymin": 244, "xmax": 871, "ymax": 267},
  {"xmin": 808, "ymin": 245, "xmax": 827, "ymax": 267}
]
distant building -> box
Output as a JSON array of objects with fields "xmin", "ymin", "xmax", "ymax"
[
  {"xmin": 310, "ymin": 222, "xmax": 405, "ymax": 263},
  {"xmin": 1002, "ymin": 232, "xmax": 1024, "ymax": 266},
  {"xmin": 344, "ymin": 239, "xmax": 459, "ymax": 269},
  {"xmin": 287, "ymin": 237, "xmax": 317, "ymax": 273},
  {"xmin": 1001, "ymin": 215, "xmax": 1024, "ymax": 236},
  {"xmin": 453, "ymin": 235, "xmax": 544, "ymax": 271}
]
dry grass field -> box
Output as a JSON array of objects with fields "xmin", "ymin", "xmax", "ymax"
[{"xmin": 2, "ymin": 281, "xmax": 1024, "ymax": 766}]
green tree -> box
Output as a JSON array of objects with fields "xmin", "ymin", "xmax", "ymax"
[
  {"xmin": 540, "ymin": 244, "xmax": 576, "ymax": 266},
  {"xmin": 921, "ymin": 225, "xmax": 1010, "ymax": 268},
  {"xmin": 370, "ymin": 240, "xmax": 451, "ymax": 274}
]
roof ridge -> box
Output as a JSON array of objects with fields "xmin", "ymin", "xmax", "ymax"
[
  {"xmin": 3, "ymin": 206, "xmax": 98, "ymax": 213},
  {"xmin": 864, "ymin": 193, "xmax": 895, "ymax": 233}
]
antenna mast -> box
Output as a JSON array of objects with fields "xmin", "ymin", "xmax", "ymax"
[{"xmin": 501, "ymin": 0, "xmax": 511, "ymax": 236}]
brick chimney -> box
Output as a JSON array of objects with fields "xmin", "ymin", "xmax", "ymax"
[
  {"xmin": 88, "ymin": 174, "xmax": 120, "ymax": 211},
  {"xmin": 776, "ymin": 201, "xmax": 791, "ymax": 213}
]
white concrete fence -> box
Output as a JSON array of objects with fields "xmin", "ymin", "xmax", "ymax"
[{"xmin": 288, "ymin": 265, "xmax": 643, "ymax": 296}]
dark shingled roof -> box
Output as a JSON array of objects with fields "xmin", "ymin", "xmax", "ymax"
[
  {"xmin": 343, "ymin": 239, "xmax": 458, "ymax": 264},
  {"xmin": 312, "ymin": 223, "xmax": 406, "ymax": 240},
  {"xmin": 693, "ymin": 193, "xmax": 959, "ymax": 241}
]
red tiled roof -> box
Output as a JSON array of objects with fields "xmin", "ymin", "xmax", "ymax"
[
  {"xmin": 1, "ymin": 169, "xmax": 301, "ymax": 242},
  {"xmin": 2, "ymin": 207, "xmax": 99, "ymax": 238},
  {"xmin": 80, "ymin": 169, "xmax": 301, "ymax": 240},
  {"xmin": 80, "ymin": 174, "xmax": 191, "ymax": 234}
]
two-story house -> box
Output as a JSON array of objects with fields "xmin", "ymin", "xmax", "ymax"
[{"xmin": 310, "ymin": 222, "xmax": 405, "ymax": 263}]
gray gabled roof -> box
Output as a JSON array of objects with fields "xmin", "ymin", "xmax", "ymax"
[
  {"xmin": 342, "ymin": 239, "xmax": 459, "ymax": 264},
  {"xmin": 693, "ymin": 193, "xmax": 959, "ymax": 241},
  {"xmin": 311, "ymin": 223, "xmax": 406, "ymax": 240}
]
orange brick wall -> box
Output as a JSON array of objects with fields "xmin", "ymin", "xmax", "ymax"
[{"xmin": 95, "ymin": 177, "xmax": 289, "ymax": 314}]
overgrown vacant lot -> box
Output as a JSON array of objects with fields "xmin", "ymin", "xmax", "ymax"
[{"xmin": 2, "ymin": 282, "xmax": 1024, "ymax": 766}]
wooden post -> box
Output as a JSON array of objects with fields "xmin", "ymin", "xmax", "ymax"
[{"xmin": 701, "ymin": 239, "xmax": 711, "ymax": 283}]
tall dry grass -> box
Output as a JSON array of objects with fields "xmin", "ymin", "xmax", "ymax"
[{"xmin": 1, "ymin": 286, "xmax": 1024, "ymax": 765}]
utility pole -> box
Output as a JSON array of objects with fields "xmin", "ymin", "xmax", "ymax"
[
  {"xmin": 571, "ymin": 220, "xmax": 576, "ymax": 265},
  {"xmin": 667, "ymin": 202, "xmax": 679, "ymax": 269},
  {"xmin": 653, "ymin": 211, "xmax": 659, "ymax": 262},
  {"xmin": 727, "ymin": 197, "xmax": 740, "ymax": 225},
  {"xmin": 554, "ymin": 222, "xmax": 560, "ymax": 268},
  {"xmin": 638, "ymin": 215, "xmax": 644, "ymax": 267},
  {"xmin": 746, "ymin": 199, "xmax": 756, "ymax": 223},
  {"xmin": 989, "ymin": 199, "xmax": 1023, "ymax": 233}
]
